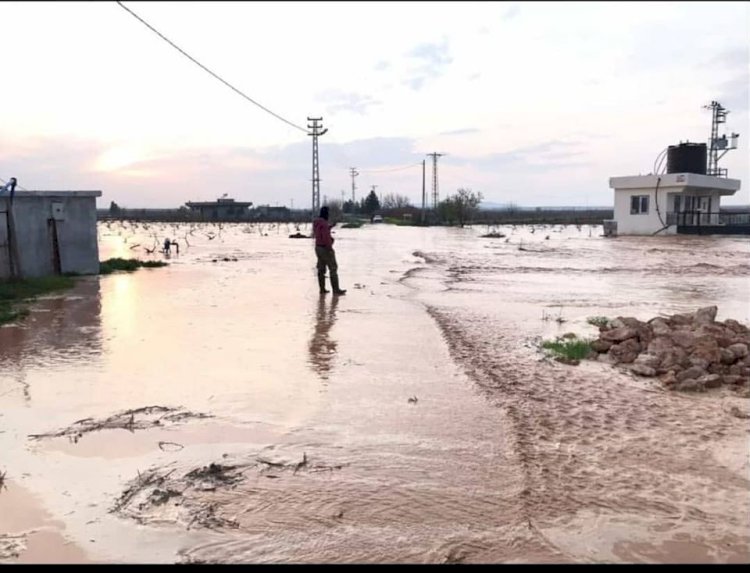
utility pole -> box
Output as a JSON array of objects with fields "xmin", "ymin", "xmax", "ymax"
[
  {"xmin": 290, "ymin": 198, "xmax": 294, "ymax": 210},
  {"xmin": 349, "ymin": 167, "xmax": 359, "ymax": 204},
  {"xmin": 426, "ymin": 152, "xmax": 444, "ymax": 209},
  {"xmin": 704, "ymin": 101, "xmax": 739, "ymax": 178},
  {"xmin": 421, "ymin": 159, "xmax": 426, "ymax": 223},
  {"xmin": 307, "ymin": 117, "xmax": 327, "ymax": 215}
]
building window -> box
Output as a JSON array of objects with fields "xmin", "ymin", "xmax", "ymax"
[{"xmin": 630, "ymin": 195, "xmax": 649, "ymax": 215}]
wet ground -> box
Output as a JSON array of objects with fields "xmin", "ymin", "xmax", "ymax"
[{"xmin": 1, "ymin": 221, "xmax": 748, "ymax": 563}]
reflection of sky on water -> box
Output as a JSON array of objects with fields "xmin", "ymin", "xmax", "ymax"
[{"xmin": 0, "ymin": 278, "xmax": 103, "ymax": 403}]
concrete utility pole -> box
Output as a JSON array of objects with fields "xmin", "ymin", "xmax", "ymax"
[
  {"xmin": 308, "ymin": 117, "xmax": 327, "ymax": 215},
  {"xmin": 349, "ymin": 167, "xmax": 359, "ymax": 204},
  {"xmin": 421, "ymin": 159, "xmax": 426, "ymax": 223},
  {"xmin": 426, "ymin": 152, "xmax": 444, "ymax": 209}
]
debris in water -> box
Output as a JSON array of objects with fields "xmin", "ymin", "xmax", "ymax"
[
  {"xmin": 29, "ymin": 406, "xmax": 211, "ymax": 442},
  {"xmin": 158, "ymin": 441, "xmax": 185, "ymax": 452}
]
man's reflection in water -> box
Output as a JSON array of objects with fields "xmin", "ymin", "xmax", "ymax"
[{"xmin": 308, "ymin": 294, "xmax": 339, "ymax": 380}]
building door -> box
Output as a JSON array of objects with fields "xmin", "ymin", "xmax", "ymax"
[
  {"xmin": 0, "ymin": 210, "xmax": 10, "ymax": 279},
  {"xmin": 698, "ymin": 196, "xmax": 710, "ymax": 225}
]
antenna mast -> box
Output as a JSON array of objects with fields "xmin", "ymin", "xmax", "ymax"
[{"xmin": 704, "ymin": 101, "xmax": 739, "ymax": 177}]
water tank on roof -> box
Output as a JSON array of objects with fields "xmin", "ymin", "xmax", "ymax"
[{"xmin": 666, "ymin": 142, "xmax": 707, "ymax": 175}]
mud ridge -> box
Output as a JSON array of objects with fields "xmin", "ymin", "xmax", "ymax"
[{"xmin": 423, "ymin": 304, "xmax": 750, "ymax": 561}]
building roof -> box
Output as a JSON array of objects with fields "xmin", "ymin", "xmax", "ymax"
[
  {"xmin": 185, "ymin": 200, "xmax": 253, "ymax": 208},
  {"xmin": 11, "ymin": 190, "xmax": 102, "ymax": 197},
  {"xmin": 609, "ymin": 173, "xmax": 741, "ymax": 196}
]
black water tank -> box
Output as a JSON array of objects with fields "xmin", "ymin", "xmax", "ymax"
[{"xmin": 667, "ymin": 142, "xmax": 707, "ymax": 175}]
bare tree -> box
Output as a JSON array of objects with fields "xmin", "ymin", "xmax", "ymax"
[
  {"xmin": 325, "ymin": 199, "xmax": 344, "ymax": 221},
  {"xmin": 381, "ymin": 193, "xmax": 412, "ymax": 210},
  {"xmin": 439, "ymin": 188, "xmax": 483, "ymax": 227}
]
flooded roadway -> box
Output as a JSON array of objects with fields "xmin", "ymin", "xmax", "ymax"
[{"xmin": 1, "ymin": 222, "xmax": 748, "ymax": 563}]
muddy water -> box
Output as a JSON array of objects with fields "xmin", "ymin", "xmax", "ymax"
[{"xmin": 1, "ymin": 222, "xmax": 748, "ymax": 563}]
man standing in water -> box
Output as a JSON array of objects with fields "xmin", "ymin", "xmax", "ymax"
[{"xmin": 313, "ymin": 206, "xmax": 346, "ymax": 296}]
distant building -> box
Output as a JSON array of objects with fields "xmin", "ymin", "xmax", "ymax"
[
  {"xmin": 608, "ymin": 103, "xmax": 745, "ymax": 236},
  {"xmin": 252, "ymin": 205, "xmax": 291, "ymax": 220},
  {"xmin": 185, "ymin": 197, "xmax": 253, "ymax": 221},
  {"xmin": 1, "ymin": 190, "xmax": 101, "ymax": 279},
  {"xmin": 609, "ymin": 172, "xmax": 742, "ymax": 235}
]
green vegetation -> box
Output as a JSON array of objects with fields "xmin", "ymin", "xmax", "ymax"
[
  {"xmin": 0, "ymin": 276, "xmax": 76, "ymax": 325},
  {"xmin": 384, "ymin": 217, "xmax": 419, "ymax": 226},
  {"xmin": 99, "ymin": 258, "xmax": 168, "ymax": 275},
  {"xmin": 437, "ymin": 188, "xmax": 484, "ymax": 227},
  {"xmin": 341, "ymin": 221, "xmax": 363, "ymax": 229},
  {"xmin": 541, "ymin": 336, "xmax": 593, "ymax": 362},
  {"xmin": 1, "ymin": 258, "xmax": 168, "ymax": 325},
  {"xmin": 587, "ymin": 316, "xmax": 611, "ymax": 328}
]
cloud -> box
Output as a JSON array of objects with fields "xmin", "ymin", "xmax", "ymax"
[
  {"xmin": 705, "ymin": 46, "xmax": 749, "ymax": 70},
  {"xmin": 324, "ymin": 136, "xmax": 420, "ymax": 169},
  {"xmin": 718, "ymin": 72, "xmax": 750, "ymax": 113},
  {"xmin": 502, "ymin": 5, "xmax": 521, "ymax": 20},
  {"xmin": 403, "ymin": 38, "xmax": 453, "ymax": 91},
  {"xmin": 439, "ymin": 128, "xmax": 480, "ymax": 136},
  {"xmin": 446, "ymin": 140, "xmax": 589, "ymax": 173},
  {"xmin": 316, "ymin": 90, "xmax": 382, "ymax": 115},
  {"xmin": 374, "ymin": 60, "xmax": 390, "ymax": 71},
  {"xmin": 409, "ymin": 39, "xmax": 452, "ymax": 68}
]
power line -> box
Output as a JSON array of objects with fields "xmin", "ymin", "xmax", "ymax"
[{"xmin": 115, "ymin": 1, "xmax": 307, "ymax": 134}]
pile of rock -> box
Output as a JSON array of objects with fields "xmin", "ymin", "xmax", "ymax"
[{"xmin": 589, "ymin": 306, "xmax": 750, "ymax": 392}]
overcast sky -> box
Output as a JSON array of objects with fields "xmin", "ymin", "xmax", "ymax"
[{"xmin": 1, "ymin": 1, "xmax": 747, "ymax": 209}]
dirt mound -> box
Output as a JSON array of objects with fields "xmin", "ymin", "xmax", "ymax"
[{"xmin": 588, "ymin": 306, "xmax": 750, "ymax": 393}]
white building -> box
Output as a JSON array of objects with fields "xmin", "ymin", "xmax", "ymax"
[{"xmin": 608, "ymin": 173, "xmax": 741, "ymax": 235}]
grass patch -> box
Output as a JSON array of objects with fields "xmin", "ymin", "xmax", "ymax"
[
  {"xmin": 587, "ymin": 316, "xmax": 610, "ymax": 328},
  {"xmin": 100, "ymin": 258, "xmax": 168, "ymax": 275},
  {"xmin": 341, "ymin": 221, "xmax": 363, "ymax": 229},
  {"xmin": 0, "ymin": 275, "xmax": 76, "ymax": 326},
  {"xmin": 541, "ymin": 336, "xmax": 593, "ymax": 361},
  {"xmin": 384, "ymin": 217, "xmax": 418, "ymax": 226}
]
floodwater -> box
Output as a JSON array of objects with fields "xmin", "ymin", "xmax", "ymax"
[{"xmin": 1, "ymin": 221, "xmax": 748, "ymax": 563}]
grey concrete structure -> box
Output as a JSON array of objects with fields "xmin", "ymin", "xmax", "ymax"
[
  {"xmin": 185, "ymin": 198, "xmax": 253, "ymax": 221},
  {"xmin": 1, "ymin": 191, "xmax": 102, "ymax": 279}
]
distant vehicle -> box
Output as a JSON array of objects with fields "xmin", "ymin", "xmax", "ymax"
[{"xmin": 372, "ymin": 215, "xmax": 383, "ymax": 223}]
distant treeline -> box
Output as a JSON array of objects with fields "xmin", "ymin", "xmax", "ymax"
[
  {"xmin": 95, "ymin": 205, "xmax": 749, "ymax": 226},
  {"xmin": 97, "ymin": 208, "xmax": 311, "ymax": 223},
  {"xmin": 470, "ymin": 208, "xmax": 613, "ymax": 225},
  {"xmin": 97, "ymin": 207, "xmax": 614, "ymax": 225}
]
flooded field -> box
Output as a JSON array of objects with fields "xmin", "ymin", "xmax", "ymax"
[{"xmin": 1, "ymin": 221, "xmax": 749, "ymax": 563}]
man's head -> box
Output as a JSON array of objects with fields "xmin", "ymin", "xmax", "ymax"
[{"xmin": 319, "ymin": 206, "xmax": 329, "ymax": 220}]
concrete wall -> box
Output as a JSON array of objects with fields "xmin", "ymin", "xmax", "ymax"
[
  {"xmin": 0, "ymin": 191, "xmax": 101, "ymax": 279},
  {"xmin": 613, "ymin": 186, "xmax": 678, "ymax": 235}
]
